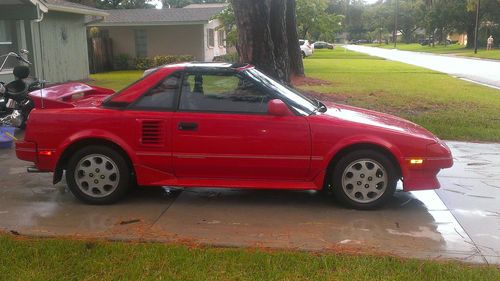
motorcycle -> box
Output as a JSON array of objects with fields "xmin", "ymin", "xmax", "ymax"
[{"xmin": 0, "ymin": 50, "xmax": 44, "ymax": 128}]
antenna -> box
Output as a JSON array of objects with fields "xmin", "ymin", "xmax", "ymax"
[
  {"xmin": 37, "ymin": 20, "xmax": 45, "ymax": 109},
  {"xmin": 40, "ymin": 80, "xmax": 45, "ymax": 109}
]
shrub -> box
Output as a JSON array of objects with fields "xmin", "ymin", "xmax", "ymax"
[
  {"xmin": 153, "ymin": 55, "xmax": 195, "ymax": 67},
  {"xmin": 153, "ymin": 55, "xmax": 177, "ymax": 66},
  {"xmin": 135, "ymin": 57, "xmax": 154, "ymax": 70},
  {"xmin": 213, "ymin": 52, "xmax": 239, "ymax": 63},
  {"xmin": 176, "ymin": 55, "xmax": 195, "ymax": 63},
  {"xmin": 134, "ymin": 55, "xmax": 196, "ymax": 70},
  {"xmin": 114, "ymin": 54, "xmax": 131, "ymax": 70}
]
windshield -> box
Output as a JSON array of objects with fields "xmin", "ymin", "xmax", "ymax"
[{"xmin": 244, "ymin": 68, "xmax": 318, "ymax": 115}]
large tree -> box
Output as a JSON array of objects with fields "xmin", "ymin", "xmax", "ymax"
[
  {"xmin": 232, "ymin": 0, "xmax": 304, "ymax": 83},
  {"xmin": 296, "ymin": 0, "xmax": 343, "ymax": 41}
]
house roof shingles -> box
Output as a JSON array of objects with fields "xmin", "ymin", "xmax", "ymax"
[
  {"xmin": 43, "ymin": 0, "xmax": 108, "ymax": 16},
  {"xmin": 92, "ymin": 7, "xmax": 226, "ymax": 26}
]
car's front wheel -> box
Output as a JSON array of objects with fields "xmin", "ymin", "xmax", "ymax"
[
  {"xmin": 66, "ymin": 145, "xmax": 130, "ymax": 204},
  {"xmin": 331, "ymin": 150, "xmax": 398, "ymax": 210}
]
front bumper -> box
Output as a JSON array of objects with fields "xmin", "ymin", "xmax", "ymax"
[{"xmin": 401, "ymin": 141, "xmax": 453, "ymax": 191}]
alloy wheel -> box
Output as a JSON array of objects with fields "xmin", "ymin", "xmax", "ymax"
[
  {"xmin": 341, "ymin": 158, "xmax": 388, "ymax": 204},
  {"xmin": 74, "ymin": 154, "xmax": 120, "ymax": 198}
]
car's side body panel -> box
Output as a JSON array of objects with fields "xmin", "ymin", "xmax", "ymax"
[{"xmin": 172, "ymin": 112, "xmax": 312, "ymax": 180}]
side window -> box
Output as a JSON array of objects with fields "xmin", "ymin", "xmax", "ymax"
[
  {"xmin": 133, "ymin": 73, "xmax": 181, "ymax": 110},
  {"xmin": 179, "ymin": 73, "xmax": 270, "ymax": 114},
  {"xmin": 207, "ymin": 28, "xmax": 215, "ymax": 48},
  {"xmin": 134, "ymin": 29, "xmax": 147, "ymax": 57}
]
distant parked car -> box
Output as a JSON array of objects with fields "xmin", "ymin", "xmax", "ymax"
[
  {"xmin": 299, "ymin": 39, "xmax": 314, "ymax": 58},
  {"xmin": 313, "ymin": 41, "xmax": 334, "ymax": 49},
  {"xmin": 355, "ymin": 39, "xmax": 369, "ymax": 44},
  {"xmin": 419, "ymin": 38, "xmax": 452, "ymax": 46}
]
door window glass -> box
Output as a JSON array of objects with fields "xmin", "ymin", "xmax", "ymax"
[
  {"xmin": 179, "ymin": 73, "xmax": 270, "ymax": 114},
  {"xmin": 133, "ymin": 72, "xmax": 181, "ymax": 110}
]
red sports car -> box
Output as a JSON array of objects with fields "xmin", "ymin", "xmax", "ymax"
[{"xmin": 16, "ymin": 63, "xmax": 453, "ymax": 209}]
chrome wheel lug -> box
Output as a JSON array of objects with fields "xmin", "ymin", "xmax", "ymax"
[
  {"xmin": 100, "ymin": 175, "xmax": 105, "ymax": 179},
  {"xmin": 94, "ymin": 179, "xmax": 99, "ymax": 184},
  {"xmin": 89, "ymin": 173, "xmax": 94, "ymax": 178},
  {"xmin": 357, "ymin": 181, "xmax": 362, "ymax": 186},
  {"xmin": 368, "ymin": 177, "xmax": 373, "ymax": 181},
  {"xmin": 360, "ymin": 174, "xmax": 365, "ymax": 178},
  {"xmin": 365, "ymin": 184, "xmax": 369, "ymax": 188}
]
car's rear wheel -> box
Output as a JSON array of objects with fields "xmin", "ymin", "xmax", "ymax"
[
  {"xmin": 66, "ymin": 146, "xmax": 130, "ymax": 204},
  {"xmin": 331, "ymin": 150, "xmax": 398, "ymax": 210}
]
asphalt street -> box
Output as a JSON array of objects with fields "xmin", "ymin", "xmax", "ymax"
[{"xmin": 344, "ymin": 45, "xmax": 500, "ymax": 89}]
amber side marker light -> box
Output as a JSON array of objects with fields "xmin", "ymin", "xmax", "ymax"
[
  {"xmin": 38, "ymin": 151, "xmax": 53, "ymax": 156},
  {"xmin": 410, "ymin": 159, "xmax": 424, "ymax": 165}
]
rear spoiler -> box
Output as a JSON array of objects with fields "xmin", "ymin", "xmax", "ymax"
[{"xmin": 29, "ymin": 83, "xmax": 115, "ymax": 109}]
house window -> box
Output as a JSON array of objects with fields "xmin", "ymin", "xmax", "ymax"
[
  {"xmin": 134, "ymin": 29, "xmax": 147, "ymax": 57},
  {"xmin": 207, "ymin": 28, "xmax": 214, "ymax": 48},
  {"xmin": 0, "ymin": 20, "xmax": 19, "ymax": 71},
  {"xmin": 217, "ymin": 29, "xmax": 225, "ymax": 47}
]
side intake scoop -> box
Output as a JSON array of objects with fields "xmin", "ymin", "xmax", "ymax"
[{"xmin": 29, "ymin": 83, "xmax": 114, "ymax": 109}]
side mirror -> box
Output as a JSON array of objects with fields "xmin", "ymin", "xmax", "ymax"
[{"xmin": 268, "ymin": 99, "xmax": 293, "ymax": 117}]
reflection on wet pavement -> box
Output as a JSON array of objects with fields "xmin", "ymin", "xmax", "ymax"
[{"xmin": 0, "ymin": 136, "xmax": 499, "ymax": 264}]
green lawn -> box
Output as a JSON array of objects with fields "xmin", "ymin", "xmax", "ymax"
[
  {"xmin": 90, "ymin": 70, "xmax": 144, "ymax": 91},
  {"xmin": 301, "ymin": 48, "xmax": 500, "ymax": 142},
  {"xmin": 89, "ymin": 49, "xmax": 500, "ymax": 142},
  {"xmin": 367, "ymin": 43, "xmax": 500, "ymax": 60},
  {"xmin": 1, "ymin": 235, "xmax": 499, "ymax": 281}
]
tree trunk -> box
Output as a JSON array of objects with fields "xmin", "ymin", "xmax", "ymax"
[
  {"xmin": 232, "ymin": 0, "xmax": 303, "ymax": 83},
  {"xmin": 233, "ymin": 0, "xmax": 278, "ymax": 79},
  {"xmin": 269, "ymin": 0, "xmax": 290, "ymax": 82},
  {"xmin": 285, "ymin": 0, "xmax": 304, "ymax": 77}
]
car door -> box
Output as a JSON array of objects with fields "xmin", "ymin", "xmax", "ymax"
[
  {"xmin": 172, "ymin": 70, "xmax": 311, "ymax": 181},
  {"xmin": 124, "ymin": 72, "xmax": 182, "ymax": 181}
]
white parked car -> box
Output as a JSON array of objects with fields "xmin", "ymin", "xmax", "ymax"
[{"xmin": 299, "ymin": 39, "xmax": 314, "ymax": 58}]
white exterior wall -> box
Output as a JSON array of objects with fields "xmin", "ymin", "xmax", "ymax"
[{"xmin": 203, "ymin": 19, "xmax": 226, "ymax": 62}]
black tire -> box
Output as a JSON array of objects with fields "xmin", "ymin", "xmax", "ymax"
[
  {"xmin": 66, "ymin": 145, "xmax": 130, "ymax": 204},
  {"xmin": 330, "ymin": 150, "xmax": 398, "ymax": 210}
]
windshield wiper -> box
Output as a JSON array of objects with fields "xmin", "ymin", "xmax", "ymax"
[{"xmin": 310, "ymin": 99, "xmax": 327, "ymax": 115}]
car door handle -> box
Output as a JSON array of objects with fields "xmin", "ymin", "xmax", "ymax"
[{"xmin": 178, "ymin": 122, "xmax": 198, "ymax": 131}]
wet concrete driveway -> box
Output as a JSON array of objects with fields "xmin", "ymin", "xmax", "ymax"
[{"xmin": 1, "ymin": 136, "xmax": 499, "ymax": 264}]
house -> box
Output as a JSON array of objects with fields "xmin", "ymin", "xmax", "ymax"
[
  {"xmin": 0, "ymin": 0, "xmax": 107, "ymax": 83},
  {"xmin": 88, "ymin": 6, "xmax": 228, "ymax": 62}
]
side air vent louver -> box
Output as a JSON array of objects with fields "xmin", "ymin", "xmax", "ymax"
[{"xmin": 141, "ymin": 120, "xmax": 164, "ymax": 146}]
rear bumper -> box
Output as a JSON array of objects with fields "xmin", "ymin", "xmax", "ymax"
[
  {"xmin": 15, "ymin": 140, "xmax": 56, "ymax": 172},
  {"xmin": 15, "ymin": 140, "xmax": 37, "ymax": 163}
]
